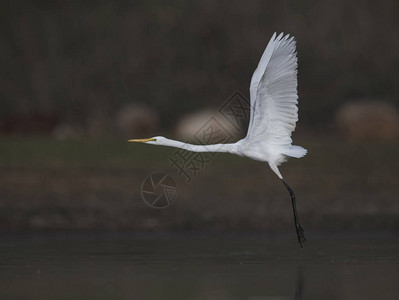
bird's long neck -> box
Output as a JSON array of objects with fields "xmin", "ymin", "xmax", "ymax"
[{"xmin": 158, "ymin": 138, "xmax": 237, "ymax": 154}]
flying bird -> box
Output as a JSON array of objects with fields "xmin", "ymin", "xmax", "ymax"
[{"xmin": 130, "ymin": 33, "xmax": 307, "ymax": 247}]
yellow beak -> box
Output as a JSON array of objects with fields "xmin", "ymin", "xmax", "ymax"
[{"xmin": 128, "ymin": 138, "xmax": 156, "ymax": 143}]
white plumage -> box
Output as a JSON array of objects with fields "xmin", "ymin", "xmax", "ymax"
[
  {"xmin": 243, "ymin": 32, "xmax": 306, "ymax": 177},
  {"xmin": 129, "ymin": 32, "xmax": 307, "ymax": 247}
]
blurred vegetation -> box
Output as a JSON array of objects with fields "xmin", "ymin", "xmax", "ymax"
[{"xmin": 1, "ymin": 0, "xmax": 398, "ymax": 133}]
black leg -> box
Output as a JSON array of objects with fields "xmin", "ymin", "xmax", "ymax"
[{"xmin": 281, "ymin": 178, "xmax": 306, "ymax": 247}]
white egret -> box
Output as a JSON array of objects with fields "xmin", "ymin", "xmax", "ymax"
[{"xmin": 130, "ymin": 33, "xmax": 307, "ymax": 247}]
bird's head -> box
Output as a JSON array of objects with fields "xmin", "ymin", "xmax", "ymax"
[{"xmin": 128, "ymin": 136, "xmax": 165, "ymax": 145}]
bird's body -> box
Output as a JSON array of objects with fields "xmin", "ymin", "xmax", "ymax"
[{"xmin": 130, "ymin": 33, "xmax": 307, "ymax": 247}]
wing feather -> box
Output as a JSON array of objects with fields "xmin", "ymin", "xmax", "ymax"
[
  {"xmin": 247, "ymin": 32, "xmax": 277, "ymax": 136},
  {"xmin": 246, "ymin": 33, "xmax": 300, "ymax": 150}
]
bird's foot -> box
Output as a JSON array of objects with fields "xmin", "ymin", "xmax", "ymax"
[{"xmin": 296, "ymin": 224, "xmax": 306, "ymax": 248}]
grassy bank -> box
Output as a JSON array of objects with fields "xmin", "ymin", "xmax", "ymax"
[{"xmin": 0, "ymin": 136, "xmax": 398, "ymax": 232}]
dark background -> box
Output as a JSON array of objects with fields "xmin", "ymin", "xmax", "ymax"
[{"xmin": 0, "ymin": 0, "xmax": 398, "ymax": 233}]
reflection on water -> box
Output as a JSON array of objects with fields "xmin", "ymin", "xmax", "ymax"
[
  {"xmin": 0, "ymin": 233, "xmax": 398, "ymax": 299},
  {"xmin": 296, "ymin": 267, "xmax": 304, "ymax": 300}
]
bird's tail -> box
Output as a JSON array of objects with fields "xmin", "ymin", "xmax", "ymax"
[{"xmin": 282, "ymin": 145, "xmax": 307, "ymax": 158}]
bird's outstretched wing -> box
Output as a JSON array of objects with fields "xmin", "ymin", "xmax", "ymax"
[
  {"xmin": 246, "ymin": 33, "xmax": 300, "ymax": 150},
  {"xmin": 247, "ymin": 32, "xmax": 277, "ymax": 135}
]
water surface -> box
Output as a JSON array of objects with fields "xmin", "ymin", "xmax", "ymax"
[{"xmin": 0, "ymin": 233, "xmax": 398, "ymax": 299}]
